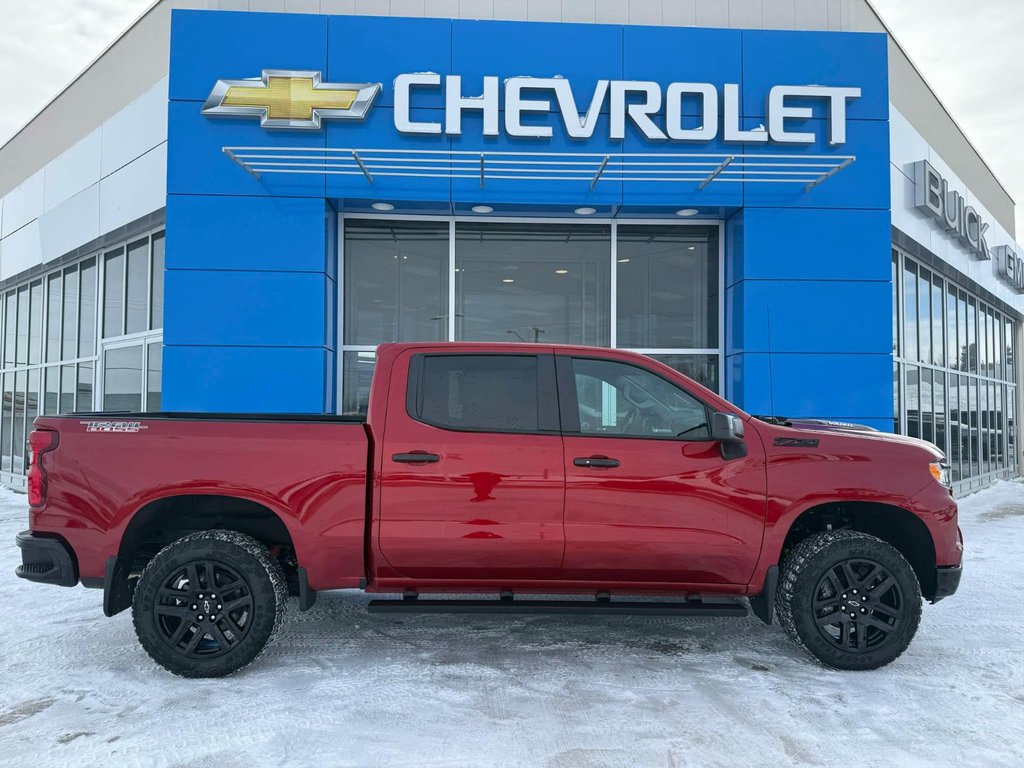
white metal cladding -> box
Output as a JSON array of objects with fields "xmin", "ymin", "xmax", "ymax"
[{"xmin": 221, "ymin": 146, "xmax": 856, "ymax": 192}]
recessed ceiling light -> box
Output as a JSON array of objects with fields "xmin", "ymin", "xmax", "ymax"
[
  {"xmin": 555, "ymin": 269, "xmax": 569, "ymax": 275},
  {"xmin": 574, "ymin": 207, "xmax": 597, "ymax": 215},
  {"xmin": 472, "ymin": 205, "xmax": 494, "ymax": 214},
  {"xmin": 688, "ymin": 246, "xmax": 696, "ymax": 251},
  {"xmin": 617, "ymin": 258, "xmax": 630, "ymax": 263},
  {"xmin": 676, "ymin": 208, "xmax": 699, "ymax": 217},
  {"xmin": 371, "ymin": 202, "xmax": 395, "ymax": 211},
  {"xmin": 502, "ymin": 278, "xmax": 515, "ymax": 283}
]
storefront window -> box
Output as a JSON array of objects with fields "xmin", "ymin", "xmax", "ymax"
[
  {"xmin": 344, "ymin": 219, "xmax": 449, "ymax": 345},
  {"xmin": 893, "ymin": 250, "xmax": 1020, "ymax": 487},
  {"xmin": 455, "ymin": 222, "xmax": 610, "ymax": 346},
  {"xmin": 340, "ymin": 217, "xmax": 722, "ymax": 416},
  {"xmin": 103, "ymin": 346, "xmax": 143, "ymax": 412},
  {"xmin": 0, "ymin": 227, "xmax": 164, "ymax": 481},
  {"xmin": 616, "ymin": 225, "xmax": 718, "ymax": 349}
]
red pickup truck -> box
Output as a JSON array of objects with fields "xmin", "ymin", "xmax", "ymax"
[{"xmin": 16, "ymin": 343, "xmax": 962, "ymax": 677}]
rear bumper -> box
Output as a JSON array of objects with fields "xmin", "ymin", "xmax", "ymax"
[
  {"xmin": 931, "ymin": 564, "xmax": 962, "ymax": 603},
  {"xmin": 15, "ymin": 531, "xmax": 78, "ymax": 587}
]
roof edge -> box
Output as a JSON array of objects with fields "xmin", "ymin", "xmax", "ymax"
[
  {"xmin": 863, "ymin": 0, "xmax": 1015, "ymax": 206},
  {"xmin": 0, "ymin": 0, "xmax": 164, "ymax": 154}
]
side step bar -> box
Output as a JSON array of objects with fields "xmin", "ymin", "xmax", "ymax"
[{"xmin": 367, "ymin": 598, "xmax": 749, "ymax": 617}]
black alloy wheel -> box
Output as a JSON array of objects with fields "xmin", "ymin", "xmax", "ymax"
[
  {"xmin": 153, "ymin": 560, "xmax": 254, "ymax": 659},
  {"xmin": 811, "ymin": 558, "xmax": 904, "ymax": 653},
  {"xmin": 132, "ymin": 530, "xmax": 286, "ymax": 677},
  {"xmin": 776, "ymin": 530, "xmax": 922, "ymax": 670}
]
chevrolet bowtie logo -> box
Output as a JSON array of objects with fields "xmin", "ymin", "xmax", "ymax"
[{"xmin": 202, "ymin": 70, "xmax": 381, "ymax": 130}]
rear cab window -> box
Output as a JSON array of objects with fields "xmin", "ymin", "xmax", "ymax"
[{"xmin": 407, "ymin": 353, "xmax": 558, "ymax": 433}]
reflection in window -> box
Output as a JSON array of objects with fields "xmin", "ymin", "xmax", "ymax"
[
  {"xmin": 43, "ymin": 367, "xmax": 59, "ymax": 416},
  {"xmin": 344, "ymin": 219, "xmax": 449, "ymax": 345},
  {"xmin": 920, "ymin": 367, "xmax": 933, "ymax": 445},
  {"xmin": 905, "ymin": 365, "xmax": 919, "ymax": 439},
  {"xmin": 13, "ymin": 371, "xmax": 25, "ymax": 473},
  {"xmin": 0, "ymin": 374, "xmax": 11, "ymax": 471},
  {"xmin": 616, "ymin": 225, "xmax": 718, "ymax": 349},
  {"xmin": 16, "ymin": 287, "xmax": 28, "ymax": 366},
  {"xmin": 3, "ymin": 294, "xmax": 15, "ymax": 368},
  {"xmin": 46, "ymin": 274, "xmax": 62, "ymax": 363},
  {"xmin": 103, "ymin": 248, "xmax": 125, "ymax": 338},
  {"xmin": 60, "ymin": 365, "xmax": 75, "ymax": 414},
  {"xmin": 147, "ymin": 342, "xmax": 162, "ymax": 411},
  {"xmin": 948, "ymin": 373, "xmax": 961, "ymax": 481},
  {"xmin": 151, "ymin": 233, "xmax": 165, "ymax": 330},
  {"xmin": 102, "ymin": 346, "xmax": 143, "ymax": 412},
  {"xmin": 29, "ymin": 281, "xmax": 42, "ymax": 365},
  {"xmin": 79, "ymin": 259, "xmax": 97, "ymax": 357},
  {"xmin": 341, "ymin": 351, "xmax": 376, "ymax": 417},
  {"xmin": 903, "ymin": 262, "xmax": 917, "ymax": 361},
  {"xmin": 917, "ymin": 269, "xmax": 931, "ymax": 365},
  {"xmin": 126, "ymin": 238, "xmax": 149, "ymax": 335},
  {"xmin": 646, "ymin": 354, "xmax": 719, "ymax": 393},
  {"xmin": 78, "ymin": 363, "xmax": 94, "ymax": 412},
  {"xmin": 62, "ymin": 266, "xmax": 78, "ymax": 359},
  {"xmin": 572, "ymin": 358, "xmax": 709, "ymax": 439},
  {"xmin": 417, "ymin": 355, "xmax": 540, "ymax": 433},
  {"xmin": 455, "ymin": 222, "xmax": 610, "ymax": 346}
]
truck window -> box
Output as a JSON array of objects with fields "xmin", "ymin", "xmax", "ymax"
[
  {"xmin": 571, "ymin": 358, "xmax": 710, "ymax": 439},
  {"xmin": 412, "ymin": 355, "xmax": 543, "ymax": 433}
]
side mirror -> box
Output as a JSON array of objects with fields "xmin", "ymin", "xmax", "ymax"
[{"xmin": 711, "ymin": 412, "xmax": 745, "ymax": 443}]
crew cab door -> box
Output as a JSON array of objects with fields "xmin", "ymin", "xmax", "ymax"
[
  {"xmin": 376, "ymin": 350, "xmax": 565, "ymax": 581},
  {"xmin": 557, "ymin": 354, "xmax": 766, "ymax": 586}
]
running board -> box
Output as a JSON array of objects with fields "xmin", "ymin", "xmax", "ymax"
[{"xmin": 367, "ymin": 598, "xmax": 749, "ymax": 617}]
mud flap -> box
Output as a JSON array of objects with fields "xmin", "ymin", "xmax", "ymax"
[{"xmin": 749, "ymin": 565, "xmax": 779, "ymax": 625}]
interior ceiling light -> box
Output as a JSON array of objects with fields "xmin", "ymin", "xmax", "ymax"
[
  {"xmin": 371, "ymin": 202, "xmax": 395, "ymax": 211},
  {"xmin": 617, "ymin": 258, "xmax": 630, "ymax": 263},
  {"xmin": 555, "ymin": 269, "xmax": 569, "ymax": 274},
  {"xmin": 502, "ymin": 278, "xmax": 515, "ymax": 283},
  {"xmin": 472, "ymin": 205, "xmax": 494, "ymax": 214},
  {"xmin": 574, "ymin": 207, "xmax": 597, "ymax": 215},
  {"xmin": 676, "ymin": 208, "xmax": 699, "ymax": 217}
]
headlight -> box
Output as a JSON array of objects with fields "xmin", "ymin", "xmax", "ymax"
[{"xmin": 929, "ymin": 461, "xmax": 951, "ymax": 488}]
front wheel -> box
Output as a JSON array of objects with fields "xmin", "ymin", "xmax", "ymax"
[
  {"xmin": 776, "ymin": 530, "xmax": 922, "ymax": 670},
  {"xmin": 132, "ymin": 530, "xmax": 286, "ymax": 677}
]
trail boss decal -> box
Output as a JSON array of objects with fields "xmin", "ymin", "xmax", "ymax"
[{"xmin": 80, "ymin": 421, "xmax": 149, "ymax": 433}]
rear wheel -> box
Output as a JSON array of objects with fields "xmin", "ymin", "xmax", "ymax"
[
  {"xmin": 132, "ymin": 530, "xmax": 286, "ymax": 677},
  {"xmin": 776, "ymin": 530, "xmax": 922, "ymax": 670}
]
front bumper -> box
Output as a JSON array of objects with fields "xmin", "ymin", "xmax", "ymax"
[
  {"xmin": 15, "ymin": 531, "xmax": 78, "ymax": 587},
  {"xmin": 931, "ymin": 564, "xmax": 962, "ymax": 602}
]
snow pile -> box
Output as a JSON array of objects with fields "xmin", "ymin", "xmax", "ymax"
[{"xmin": 1, "ymin": 482, "xmax": 1022, "ymax": 767}]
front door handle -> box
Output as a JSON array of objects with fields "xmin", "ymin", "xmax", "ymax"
[
  {"xmin": 392, "ymin": 452, "xmax": 440, "ymax": 464},
  {"xmin": 574, "ymin": 456, "xmax": 620, "ymax": 468}
]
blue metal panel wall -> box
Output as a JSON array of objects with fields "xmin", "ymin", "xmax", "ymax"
[{"xmin": 165, "ymin": 10, "xmax": 891, "ymax": 416}]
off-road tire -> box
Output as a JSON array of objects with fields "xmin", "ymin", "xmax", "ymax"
[
  {"xmin": 132, "ymin": 530, "xmax": 286, "ymax": 678},
  {"xmin": 776, "ymin": 530, "xmax": 922, "ymax": 670}
]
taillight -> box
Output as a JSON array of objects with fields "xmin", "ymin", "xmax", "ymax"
[{"xmin": 27, "ymin": 429, "xmax": 59, "ymax": 507}]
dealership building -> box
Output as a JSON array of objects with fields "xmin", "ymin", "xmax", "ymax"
[{"xmin": 0, "ymin": 0, "xmax": 1020, "ymax": 495}]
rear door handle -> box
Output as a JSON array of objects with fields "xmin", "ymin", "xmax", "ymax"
[
  {"xmin": 574, "ymin": 456, "xmax": 620, "ymax": 468},
  {"xmin": 392, "ymin": 452, "xmax": 441, "ymax": 464}
]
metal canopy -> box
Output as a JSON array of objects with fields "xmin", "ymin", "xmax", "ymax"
[{"xmin": 222, "ymin": 146, "xmax": 856, "ymax": 193}]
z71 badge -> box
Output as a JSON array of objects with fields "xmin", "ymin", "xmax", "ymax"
[{"xmin": 80, "ymin": 421, "xmax": 149, "ymax": 433}]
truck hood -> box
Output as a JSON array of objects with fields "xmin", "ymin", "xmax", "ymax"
[{"xmin": 784, "ymin": 419, "xmax": 944, "ymax": 459}]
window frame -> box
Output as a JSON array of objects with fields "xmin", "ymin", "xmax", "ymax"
[{"xmin": 405, "ymin": 351, "xmax": 560, "ymax": 436}]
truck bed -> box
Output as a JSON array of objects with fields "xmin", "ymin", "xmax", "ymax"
[{"xmin": 32, "ymin": 413, "xmax": 371, "ymax": 591}]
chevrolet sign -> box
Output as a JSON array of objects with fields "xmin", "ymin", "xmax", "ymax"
[{"xmin": 203, "ymin": 70, "xmax": 861, "ymax": 146}]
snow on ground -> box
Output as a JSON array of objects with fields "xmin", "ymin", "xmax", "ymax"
[{"xmin": 1, "ymin": 483, "xmax": 1023, "ymax": 768}]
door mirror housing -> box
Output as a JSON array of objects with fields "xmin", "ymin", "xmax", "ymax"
[{"xmin": 711, "ymin": 412, "xmax": 745, "ymax": 444}]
